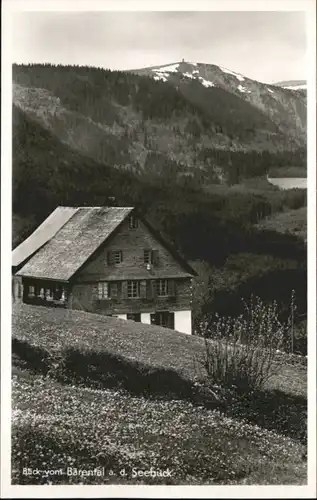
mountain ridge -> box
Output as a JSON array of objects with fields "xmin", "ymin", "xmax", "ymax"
[
  {"xmin": 12, "ymin": 62, "xmax": 306, "ymax": 187},
  {"xmin": 129, "ymin": 60, "xmax": 306, "ymax": 140}
]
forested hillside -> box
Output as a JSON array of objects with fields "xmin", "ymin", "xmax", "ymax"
[
  {"xmin": 131, "ymin": 60, "xmax": 307, "ymax": 143},
  {"xmin": 13, "ymin": 64, "xmax": 306, "ymax": 184}
]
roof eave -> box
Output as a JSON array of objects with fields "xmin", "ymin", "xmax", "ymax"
[{"xmin": 17, "ymin": 274, "xmax": 70, "ymax": 283}]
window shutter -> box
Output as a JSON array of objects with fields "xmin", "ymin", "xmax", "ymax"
[
  {"xmin": 121, "ymin": 281, "xmax": 128, "ymax": 299},
  {"xmin": 144, "ymin": 249, "xmax": 151, "ymax": 264},
  {"xmin": 129, "ymin": 215, "xmax": 138, "ymax": 229},
  {"xmin": 107, "ymin": 251, "xmax": 114, "ymax": 266},
  {"xmin": 152, "ymin": 250, "xmax": 159, "ymax": 266},
  {"xmin": 168, "ymin": 280, "xmax": 176, "ymax": 296},
  {"xmin": 140, "ymin": 280, "xmax": 147, "ymax": 298},
  {"xmin": 146, "ymin": 281, "xmax": 152, "ymax": 299},
  {"xmin": 151, "ymin": 280, "xmax": 157, "ymax": 298},
  {"xmin": 168, "ymin": 312, "xmax": 175, "ymax": 329}
]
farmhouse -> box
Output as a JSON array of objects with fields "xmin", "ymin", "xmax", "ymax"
[{"xmin": 13, "ymin": 207, "xmax": 197, "ymax": 334}]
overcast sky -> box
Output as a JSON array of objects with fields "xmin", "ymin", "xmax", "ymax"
[{"xmin": 12, "ymin": 11, "xmax": 306, "ymax": 84}]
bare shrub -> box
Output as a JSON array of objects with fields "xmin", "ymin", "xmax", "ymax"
[{"xmin": 199, "ymin": 296, "xmax": 287, "ymax": 393}]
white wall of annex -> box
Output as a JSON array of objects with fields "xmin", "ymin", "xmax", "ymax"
[
  {"xmin": 141, "ymin": 312, "xmax": 151, "ymax": 324},
  {"xmin": 174, "ymin": 310, "xmax": 192, "ymax": 335}
]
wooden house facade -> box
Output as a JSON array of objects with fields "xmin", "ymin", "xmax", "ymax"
[{"xmin": 13, "ymin": 207, "xmax": 197, "ymax": 334}]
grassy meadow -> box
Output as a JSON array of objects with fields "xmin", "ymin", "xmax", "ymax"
[
  {"xmin": 11, "ymin": 304, "xmax": 307, "ymax": 485},
  {"xmin": 256, "ymin": 207, "xmax": 307, "ymax": 241}
]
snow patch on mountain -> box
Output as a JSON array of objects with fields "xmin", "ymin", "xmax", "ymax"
[
  {"xmin": 267, "ymin": 88, "xmax": 274, "ymax": 94},
  {"xmin": 237, "ymin": 84, "xmax": 251, "ymax": 94},
  {"xmin": 157, "ymin": 63, "xmax": 180, "ymax": 73},
  {"xmin": 220, "ymin": 66, "xmax": 245, "ymax": 82},
  {"xmin": 183, "ymin": 72, "xmax": 214, "ymax": 87},
  {"xmin": 199, "ymin": 77, "xmax": 215, "ymax": 88},
  {"xmin": 153, "ymin": 74, "xmax": 167, "ymax": 82},
  {"xmin": 151, "ymin": 63, "xmax": 182, "ymax": 81}
]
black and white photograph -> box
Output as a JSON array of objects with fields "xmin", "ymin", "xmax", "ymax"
[{"xmin": 1, "ymin": 0, "xmax": 316, "ymax": 497}]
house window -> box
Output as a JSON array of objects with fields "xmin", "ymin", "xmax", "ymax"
[
  {"xmin": 144, "ymin": 249, "xmax": 159, "ymax": 266},
  {"xmin": 98, "ymin": 282, "xmax": 109, "ymax": 299},
  {"xmin": 45, "ymin": 288, "xmax": 53, "ymax": 300},
  {"xmin": 156, "ymin": 279, "xmax": 168, "ymax": 297},
  {"xmin": 144, "ymin": 249, "xmax": 153, "ymax": 264},
  {"xmin": 129, "ymin": 215, "xmax": 138, "ymax": 229},
  {"xmin": 107, "ymin": 250, "xmax": 123, "ymax": 265},
  {"xmin": 114, "ymin": 251, "xmax": 122, "ymax": 264},
  {"xmin": 53, "ymin": 286, "xmax": 63, "ymax": 300},
  {"xmin": 109, "ymin": 282, "xmax": 119, "ymax": 298},
  {"xmin": 28, "ymin": 285, "xmax": 35, "ymax": 298},
  {"xmin": 127, "ymin": 280, "xmax": 140, "ymax": 298}
]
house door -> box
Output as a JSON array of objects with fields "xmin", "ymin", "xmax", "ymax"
[
  {"xmin": 127, "ymin": 313, "xmax": 141, "ymax": 322},
  {"xmin": 150, "ymin": 311, "xmax": 174, "ymax": 329}
]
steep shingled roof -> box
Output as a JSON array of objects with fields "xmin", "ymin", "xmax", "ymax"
[
  {"xmin": 12, "ymin": 207, "xmax": 79, "ymax": 269},
  {"xmin": 17, "ymin": 207, "xmax": 134, "ymax": 281}
]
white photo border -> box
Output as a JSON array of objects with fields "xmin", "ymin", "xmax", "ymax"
[{"xmin": 1, "ymin": 0, "xmax": 316, "ymax": 498}]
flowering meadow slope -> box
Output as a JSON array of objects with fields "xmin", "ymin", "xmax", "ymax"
[
  {"xmin": 11, "ymin": 304, "xmax": 307, "ymax": 485},
  {"xmin": 13, "ymin": 304, "xmax": 205, "ymax": 379},
  {"xmin": 12, "ymin": 304, "xmax": 306, "ymax": 395},
  {"xmin": 12, "ymin": 369, "xmax": 306, "ymax": 485}
]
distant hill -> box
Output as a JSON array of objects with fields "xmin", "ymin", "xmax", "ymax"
[
  {"xmin": 273, "ymin": 80, "xmax": 307, "ymax": 91},
  {"xmin": 130, "ymin": 61, "xmax": 307, "ymax": 141},
  {"xmin": 12, "ymin": 103, "xmax": 150, "ymax": 223}
]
